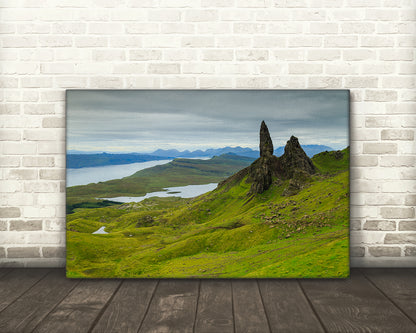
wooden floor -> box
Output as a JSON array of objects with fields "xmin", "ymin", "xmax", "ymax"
[{"xmin": 0, "ymin": 269, "xmax": 415, "ymax": 333}]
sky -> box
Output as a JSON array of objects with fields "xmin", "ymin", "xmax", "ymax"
[{"xmin": 66, "ymin": 90, "xmax": 349, "ymax": 153}]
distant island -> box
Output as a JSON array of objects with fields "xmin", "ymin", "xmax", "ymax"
[{"xmin": 67, "ymin": 144, "xmax": 333, "ymax": 169}]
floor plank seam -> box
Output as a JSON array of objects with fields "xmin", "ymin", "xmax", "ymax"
[
  {"xmin": 87, "ymin": 280, "xmax": 124, "ymax": 333},
  {"xmin": 192, "ymin": 280, "xmax": 201, "ymax": 333},
  {"xmin": 231, "ymin": 281, "xmax": 236, "ymax": 333},
  {"xmin": 136, "ymin": 279, "xmax": 160, "ymax": 333},
  {"xmin": 0, "ymin": 269, "xmax": 52, "ymax": 317},
  {"xmin": 298, "ymin": 280, "xmax": 328, "ymax": 333},
  {"xmin": 361, "ymin": 270, "xmax": 416, "ymax": 328},
  {"xmin": 29, "ymin": 278, "xmax": 82, "ymax": 333},
  {"xmin": 256, "ymin": 280, "xmax": 272, "ymax": 333}
]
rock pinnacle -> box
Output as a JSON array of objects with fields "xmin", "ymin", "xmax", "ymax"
[{"xmin": 259, "ymin": 120, "xmax": 274, "ymax": 158}]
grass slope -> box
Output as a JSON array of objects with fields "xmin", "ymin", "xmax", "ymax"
[{"xmin": 66, "ymin": 148, "xmax": 349, "ymax": 278}]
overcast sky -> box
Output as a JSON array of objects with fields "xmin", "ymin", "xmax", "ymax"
[{"xmin": 66, "ymin": 90, "xmax": 349, "ymax": 153}]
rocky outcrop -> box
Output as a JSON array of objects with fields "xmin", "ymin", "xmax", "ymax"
[
  {"xmin": 248, "ymin": 122, "xmax": 315, "ymax": 194},
  {"xmin": 279, "ymin": 136, "xmax": 315, "ymax": 179},
  {"xmin": 219, "ymin": 121, "xmax": 316, "ymax": 195}
]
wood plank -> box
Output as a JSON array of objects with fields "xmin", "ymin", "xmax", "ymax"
[
  {"xmin": 139, "ymin": 280, "xmax": 199, "ymax": 333},
  {"xmin": 0, "ymin": 268, "xmax": 50, "ymax": 312},
  {"xmin": 32, "ymin": 279, "xmax": 121, "ymax": 333},
  {"xmin": 195, "ymin": 280, "xmax": 233, "ymax": 333},
  {"xmin": 0, "ymin": 269, "xmax": 79, "ymax": 333},
  {"xmin": 258, "ymin": 279, "xmax": 324, "ymax": 333},
  {"xmin": 301, "ymin": 270, "xmax": 416, "ymax": 333},
  {"xmin": 232, "ymin": 280, "xmax": 270, "ymax": 333},
  {"xmin": 91, "ymin": 279, "xmax": 158, "ymax": 333},
  {"xmin": 362, "ymin": 268, "xmax": 416, "ymax": 325},
  {"xmin": 0, "ymin": 268, "xmax": 12, "ymax": 279}
]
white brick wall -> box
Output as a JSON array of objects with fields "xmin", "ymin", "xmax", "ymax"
[{"xmin": 0, "ymin": 0, "xmax": 415, "ymax": 268}]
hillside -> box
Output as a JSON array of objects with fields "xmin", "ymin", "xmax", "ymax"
[
  {"xmin": 67, "ymin": 147, "xmax": 349, "ymax": 278},
  {"xmin": 66, "ymin": 122, "xmax": 349, "ymax": 278},
  {"xmin": 66, "ymin": 154, "xmax": 255, "ymax": 213}
]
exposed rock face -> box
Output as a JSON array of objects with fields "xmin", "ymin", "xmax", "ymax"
[
  {"xmin": 249, "ymin": 123, "xmax": 315, "ymax": 194},
  {"xmin": 249, "ymin": 121, "xmax": 279, "ymax": 194},
  {"xmin": 259, "ymin": 121, "xmax": 273, "ymax": 157},
  {"xmin": 219, "ymin": 121, "xmax": 316, "ymax": 195},
  {"xmin": 279, "ymin": 136, "xmax": 316, "ymax": 179}
]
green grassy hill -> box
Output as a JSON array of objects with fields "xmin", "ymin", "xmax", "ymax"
[
  {"xmin": 66, "ymin": 147, "xmax": 349, "ymax": 278},
  {"xmin": 67, "ymin": 154, "xmax": 255, "ymax": 213}
]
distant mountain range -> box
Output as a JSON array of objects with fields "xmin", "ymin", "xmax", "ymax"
[{"xmin": 68, "ymin": 144, "xmax": 334, "ymax": 168}]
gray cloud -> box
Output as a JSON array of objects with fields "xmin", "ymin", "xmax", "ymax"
[{"xmin": 67, "ymin": 90, "xmax": 349, "ymax": 152}]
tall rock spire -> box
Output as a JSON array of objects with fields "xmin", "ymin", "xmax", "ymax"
[{"xmin": 259, "ymin": 120, "xmax": 273, "ymax": 158}]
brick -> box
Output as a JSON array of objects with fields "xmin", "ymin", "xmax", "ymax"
[
  {"xmin": 89, "ymin": 23, "xmax": 124, "ymax": 34},
  {"xmin": 350, "ymin": 246, "xmax": 365, "ymax": 257},
  {"xmin": 385, "ymin": 233, "xmax": 416, "ymax": 245},
  {"xmin": 379, "ymin": 49, "xmax": 414, "ymax": 61},
  {"xmin": 38, "ymin": 36, "xmax": 72, "ymax": 47},
  {"xmin": 147, "ymin": 63, "xmax": 180, "ymax": 74},
  {"xmin": 351, "ymin": 220, "xmax": 362, "ymax": 231},
  {"xmin": 236, "ymin": 77, "xmax": 269, "ymax": 88},
  {"xmin": 364, "ymin": 220, "xmax": 396, "ymax": 231},
  {"xmin": 368, "ymin": 246, "xmax": 401, "ymax": 257},
  {"xmin": 289, "ymin": 63, "xmax": 322, "ymax": 74},
  {"xmin": 109, "ymin": 36, "xmax": 143, "ymax": 48},
  {"xmin": 0, "ymin": 220, "xmax": 7, "ymax": 231},
  {"xmin": 308, "ymin": 77, "xmax": 342, "ymax": 88},
  {"xmin": 268, "ymin": 22, "xmax": 303, "ymax": 34},
  {"xmin": 162, "ymin": 77, "xmax": 196, "ymax": 88},
  {"xmin": 202, "ymin": 50, "xmax": 234, "ymax": 61},
  {"xmin": 0, "ymin": 129, "xmax": 21, "ymax": 141},
  {"xmin": 307, "ymin": 49, "xmax": 340, "ymax": 61},
  {"xmin": 236, "ymin": 50, "xmax": 268, "ymax": 61},
  {"xmin": 92, "ymin": 49, "xmax": 126, "ymax": 62},
  {"xmin": 344, "ymin": 77, "xmax": 378, "ymax": 88},
  {"xmin": 0, "ymin": 248, "xmax": 5, "ymax": 258},
  {"xmin": 381, "ymin": 207, "xmax": 414, "ymax": 219},
  {"xmin": 6, "ymin": 169, "xmax": 37, "ymax": 180},
  {"xmin": 325, "ymin": 36, "xmax": 357, "ymax": 48},
  {"xmin": 288, "ymin": 36, "xmax": 322, "ymax": 47},
  {"xmin": 182, "ymin": 36, "xmax": 214, "ymax": 47},
  {"xmin": 130, "ymin": 50, "xmax": 162, "ymax": 61},
  {"xmin": 113, "ymin": 63, "xmax": 146, "ymax": 74},
  {"xmin": 148, "ymin": 10, "xmax": 181, "ymax": 22},
  {"xmin": 341, "ymin": 22, "xmax": 375, "ymax": 34},
  {"xmin": 10, "ymin": 220, "xmax": 42, "ymax": 231},
  {"xmin": 7, "ymin": 247, "xmax": 40, "ymax": 258},
  {"xmin": 252, "ymin": 36, "xmax": 286, "ymax": 48},
  {"xmin": 234, "ymin": 23, "xmax": 266, "ymax": 34},
  {"xmin": 405, "ymin": 247, "xmax": 416, "ymax": 256},
  {"xmin": 37, "ymin": 141, "xmax": 65, "ymax": 154},
  {"xmin": 363, "ymin": 143, "xmax": 397, "ymax": 154},
  {"xmin": 197, "ymin": 22, "xmax": 231, "ymax": 34},
  {"xmin": 3, "ymin": 142, "xmax": 37, "ymax": 155},
  {"xmin": 185, "ymin": 10, "xmax": 218, "ymax": 22},
  {"xmin": 380, "ymin": 156, "xmax": 415, "ymax": 167},
  {"xmin": 361, "ymin": 36, "xmax": 394, "ymax": 48},
  {"xmin": 161, "ymin": 23, "xmax": 194, "ymax": 34},
  {"xmin": 24, "ymin": 182, "xmax": 59, "ymax": 193},
  {"xmin": 343, "ymin": 49, "xmax": 376, "ymax": 61},
  {"xmin": 42, "ymin": 247, "xmax": 65, "ymax": 258},
  {"xmin": 399, "ymin": 221, "xmax": 416, "ymax": 231},
  {"xmin": 23, "ymin": 104, "xmax": 55, "ymax": 115},
  {"xmin": 381, "ymin": 129, "xmax": 414, "ymax": 141},
  {"xmin": 39, "ymin": 169, "xmax": 65, "ymax": 180},
  {"xmin": 405, "ymin": 196, "xmax": 416, "ymax": 206},
  {"xmin": 0, "ymin": 156, "xmax": 20, "ymax": 167}
]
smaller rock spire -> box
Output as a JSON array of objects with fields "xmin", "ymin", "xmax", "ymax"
[{"xmin": 259, "ymin": 120, "xmax": 274, "ymax": 158}]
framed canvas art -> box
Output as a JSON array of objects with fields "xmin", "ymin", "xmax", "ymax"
[{"xmin": 66, "ymin": 90, "xmax": 350, "ymax": 278}]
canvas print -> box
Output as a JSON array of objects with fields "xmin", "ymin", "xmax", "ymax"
[{"xmin": 66, "ymin": 90, "xmax": 350, "ymax": 278}]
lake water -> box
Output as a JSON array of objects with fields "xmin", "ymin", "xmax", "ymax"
[
  {"xmin": 101, "ymin": 183, "xmax": 218, "ymax": 203},
  {"xmin": 66, "ymin": 160, "xmax": 172, "ymax": 187}
]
